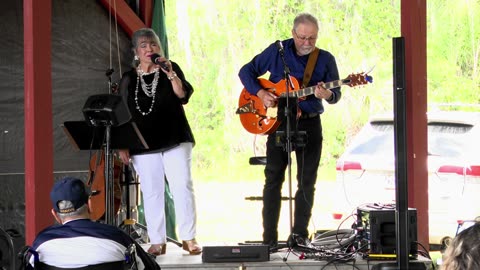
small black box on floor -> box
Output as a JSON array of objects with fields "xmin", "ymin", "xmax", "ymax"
[
  {"xmin": 202, "ymin": 245, "xmax": 270, "ymax": 263},
  {"xmin": 357, "ymin": 204, "xmax": 418, "ymax": 256}
]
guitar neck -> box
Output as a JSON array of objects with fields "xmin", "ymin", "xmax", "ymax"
[{"xmin": 283, "ymin": 79, "xmax": 347, "ymax": 98}]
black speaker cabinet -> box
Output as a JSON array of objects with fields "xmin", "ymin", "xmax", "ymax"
[
  {"xmin": 357, "ymin": 205, "xmax": 418, "ymax": 256},
  {"xmin": 202, "ymin": 245, "xmax": 270, "ymax": 263},
  {"xmin": 83, "ymin": 94, "xmax": 131, "ymax": 127}
]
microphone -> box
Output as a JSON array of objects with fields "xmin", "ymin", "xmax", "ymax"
[
  {"xmin": 275, "ymin": 40, "xmax": 284, "ymax": 54},
  {"xmin": 150, "ymin": 53, "xmax": 170, "ymax": 72}
]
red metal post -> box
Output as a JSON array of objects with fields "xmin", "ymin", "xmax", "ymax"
[
  {"xmin": 401, "ymin": 0, "xmax": 429, "ymax": 250},
  {"xmin": 99, "ymin": 0, "xmax": 146, "ymax": 37},
  {"xmin": 24, "ymin": 0, "xmax": 54, "ymax": 244},
  {"xmin": 140, "ymin": 0, "xmax": 154, "ymax": 27}
]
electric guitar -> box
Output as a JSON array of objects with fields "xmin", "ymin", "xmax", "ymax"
[{"xmin": 236, "ymin": 72, "xmax": 373, "ymax": 135}]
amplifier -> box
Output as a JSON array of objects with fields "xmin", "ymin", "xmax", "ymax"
[
  {"xmin": 356, "ymin": 204, "xmax": 418, "ymax": 256},
  {"xmin": 202, "ymin": 245, "xmax": 270, "ymax": 263}
]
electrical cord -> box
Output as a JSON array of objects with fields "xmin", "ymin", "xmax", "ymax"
[
  {"xmin": 312, "ymin": 229, "xmax": 357, "ymax": 249},
  {"xmin": 414, "ymin": 241, "xmax": 436, "ymax": 270}
]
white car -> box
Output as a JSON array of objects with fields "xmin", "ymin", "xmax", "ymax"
[{"xmin": 335, "ymin": 111, "xmax": 480, "ymax": 249}]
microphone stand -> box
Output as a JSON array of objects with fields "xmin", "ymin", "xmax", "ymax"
[
  {"xmin": 104, "ymin": 68, "xmax": 116, "ymax": 225},
  {"xmin": 275, "ymin": 44, "xmax": 297, "ymax": 262}
]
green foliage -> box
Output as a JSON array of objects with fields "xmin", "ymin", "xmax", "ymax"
[
  {"xmin": 163, "ymin": 0, "xmax": 480, "ymax": 182},
  {"xmin": 427, "ymin": 0, "xmax": 480, "ymax": 105}
]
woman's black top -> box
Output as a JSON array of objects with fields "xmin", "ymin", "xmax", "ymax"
[{"xmin": 118, "ymin": 62, "xmax": 195, "ymax": 155}]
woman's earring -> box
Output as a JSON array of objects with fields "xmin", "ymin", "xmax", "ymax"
[{"xmin": 134, "ymin": 55, "xmax": 139, "ymax": 61}]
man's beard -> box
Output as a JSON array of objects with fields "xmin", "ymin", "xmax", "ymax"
[{"xmin": 297, "ymin": 46, "xmax": 314, "ymax": 56}]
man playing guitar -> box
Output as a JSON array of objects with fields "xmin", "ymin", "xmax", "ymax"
[{"xmin": 238, "ymin": 12, "xmax": 342, "ymax": 250}]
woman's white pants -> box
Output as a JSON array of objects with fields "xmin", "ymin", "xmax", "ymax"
[{"xmin": 131, "ymin": 142, "xmax": 197, "ymax": 244}]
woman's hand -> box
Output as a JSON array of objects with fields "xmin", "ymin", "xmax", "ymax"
[
  {"xmin": 154, "ymin": 55, "xmax": 172, "ymax": 73},
  {"xmin": 118, "ymin": 149, "xmax": 130, "ymax": 165}
]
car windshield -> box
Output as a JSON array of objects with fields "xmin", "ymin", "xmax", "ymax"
[
  {"xmin": 349, "ymin": 122, "xmax": 394, "ymax": 156},
  {"xmin": 429, "ymin": 122, "xmax": 473, "ymax": 157},
  {"xmin": 348, "ymin": 120, "xmax": 475, "ymax": 158}
]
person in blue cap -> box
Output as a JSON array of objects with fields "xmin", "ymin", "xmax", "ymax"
[{"xmin": 26, "ymin": 177, "xmax": 160, "ymax": 269}]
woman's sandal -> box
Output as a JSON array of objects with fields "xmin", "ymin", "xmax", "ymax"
[
  {"xmin": 182, "ymin": 239, "xmax": 202, "ymax": 255},
  {"xmin": 147, "ymin": 243, "xmax": 166, "ymax": 256}
]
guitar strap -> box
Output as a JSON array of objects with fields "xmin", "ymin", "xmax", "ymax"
[{"xmin": 302, "ymin": 47, "xmax": 320, "ymax": 88}]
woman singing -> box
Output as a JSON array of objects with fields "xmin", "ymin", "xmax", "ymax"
[{"xmin": 118, "ymin": 28, "xmax": 201, "ymax": 256}]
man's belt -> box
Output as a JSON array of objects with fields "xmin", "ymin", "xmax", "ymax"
[{"xmin": 299, "ymin": 112, "xmax": 319, "ymax": 119}]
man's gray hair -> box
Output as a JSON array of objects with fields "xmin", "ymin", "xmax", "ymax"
[
  {"xmin": 56, "ymin": 200, "xmax": 88, "ymax": 219},
  {"xmin": 293, "ymin": 13, "xmax": 319, "ymax": 32}
]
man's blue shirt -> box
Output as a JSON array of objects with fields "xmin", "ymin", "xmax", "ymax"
[{"xmin": 238, "ymin": 38, "xmax": 341, "ymax": 114}]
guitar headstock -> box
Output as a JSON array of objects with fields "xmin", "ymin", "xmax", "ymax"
[{"xmin": 344, "ymin": 72, "xmax": 373, "ymax": 87}]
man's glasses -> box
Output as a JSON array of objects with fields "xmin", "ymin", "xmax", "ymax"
[{"xmin": 293, "ymin": 31, "xmax": 317, "ymax": 43}]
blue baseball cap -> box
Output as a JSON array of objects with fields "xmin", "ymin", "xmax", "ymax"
[{"xmin": 50, "ymin": 177, "xmax": 90, "ymax": 213}]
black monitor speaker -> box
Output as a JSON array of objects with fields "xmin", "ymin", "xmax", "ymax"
[
  {"xmin": 83, "ymin": 94, "xmax": 131, "ymax": 127},
  {"xmin": 357, "ymin": 205, "xmax": 418, "ymax": 256}
]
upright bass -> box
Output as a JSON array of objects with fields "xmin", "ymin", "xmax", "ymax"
[{"xmin": 87, "ymin": 148, "xmax": 123, "ymax": 221}]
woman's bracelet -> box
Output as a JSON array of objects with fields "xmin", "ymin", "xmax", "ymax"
[{"xmin": 167, "ymin": 72, "xmax": 177, "ymax": 81}]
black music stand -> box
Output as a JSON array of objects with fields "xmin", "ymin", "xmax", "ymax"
[
  {"xmin": 62, "ymin": 120, "xmax": 149, "ymax": 226},
  {"xmin": 62, "ymin": 121, "xmax": 148, "ymax": 152}
]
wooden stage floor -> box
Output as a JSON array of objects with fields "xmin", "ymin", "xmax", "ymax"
[{"xmin": 146, "ymin": 242, "xmax": 434, "ymax": 270}]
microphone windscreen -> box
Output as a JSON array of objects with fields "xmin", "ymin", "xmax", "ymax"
[
  {"xmin": 149, "ymin": 53, "xmax": 170, "ymax": 71},
  {"xmin": 150, "ymin": 53, "xmax": 160, "ymax": 63}
]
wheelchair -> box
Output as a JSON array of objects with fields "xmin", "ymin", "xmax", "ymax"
[{"xmin": 17, "ymin": 244, "xmax": 138, "ymax": 270}]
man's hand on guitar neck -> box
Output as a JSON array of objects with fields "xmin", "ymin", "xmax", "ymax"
[
  {"xmin": 257, "ymin": 89, "xmax": 278, "ymax": 108},
  {"xmin": 314, "ymin": 82, "xmax": 333, "ymax": 100}
]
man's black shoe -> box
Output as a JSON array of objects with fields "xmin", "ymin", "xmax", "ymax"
[
  {"xmin": 286, "ymin": 234, "xmax": 297, "ymax": 248},
  {"xmin": 296, "ymin": 235, "xmax": 312, "ymax": 247},
  {"xmin": 287, "ymin": 234, "xmax": 314, "ymax": 249}
]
